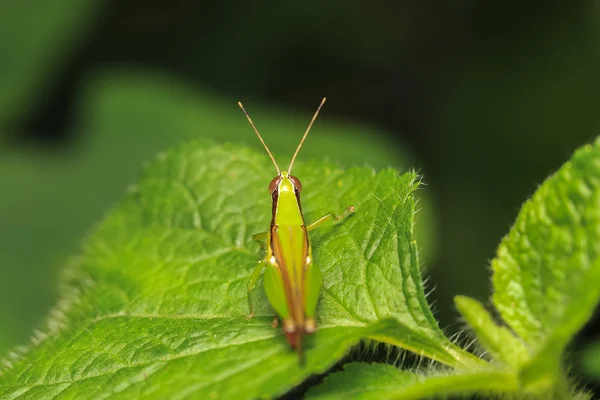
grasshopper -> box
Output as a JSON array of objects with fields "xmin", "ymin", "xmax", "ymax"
[{"xmin": 238, "ymin": 98, "xmax": 354, "ymax": 362}]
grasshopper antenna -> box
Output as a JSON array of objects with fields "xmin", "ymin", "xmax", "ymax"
[
  {"xmin": 238, "ymin": 101, "xmax": 281, "ymax": 175},
  {"xmin": 288, "ymin": 97, "xmax": 326, "ymax": 174}
]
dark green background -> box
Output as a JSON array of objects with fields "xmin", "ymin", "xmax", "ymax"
[{"xmin": 1, "ymin": 0, "xmax": 599, "ymax": 388}]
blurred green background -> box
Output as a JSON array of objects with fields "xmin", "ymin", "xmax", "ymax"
[{"xmin": 1, "ymin": 0, "xmax": 599, "ymax": 385}]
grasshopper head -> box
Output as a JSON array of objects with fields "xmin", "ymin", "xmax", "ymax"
[{"xmin": 269, "ymin": 171, "xmax": 302, "ymax": 194}]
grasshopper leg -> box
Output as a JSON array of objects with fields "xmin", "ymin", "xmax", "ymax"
[
  {"xmin": 247, "ymin": 231, "xmax": 269, "ymax": 319},
  {"xmin": 306, "ymin": 205, "xmax": 355, "ymax": 232},
  {"xmin": 251, "ymin": 231, "xmax": 269, "ymax": 249},
  {"xmin": 246, "ymin": 259, "xmax": 266, "ymax": 319}
]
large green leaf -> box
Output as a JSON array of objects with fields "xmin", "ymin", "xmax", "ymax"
[
  {"xmin": 0, "ymin": 71, "xmax": 426, "ymax": 353},
  {"xmin": 0, "ymin": 142, "xmax": 466, "ymax": 398}
]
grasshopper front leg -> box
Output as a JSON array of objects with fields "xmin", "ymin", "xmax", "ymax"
[
  {"xmin": 246, "ymin": 231, "xmax": 270, "ymax": 319},
  {"xmin": 306, "ymin": 205, "xmax": 355, "ymax": 232},
  {"xmin": 251, "ymin": 231, "xmax": 269, "ymax": 249},
  {"xmin": 246, "ymin": 259, "xmax": 266, "ymax": 319}
]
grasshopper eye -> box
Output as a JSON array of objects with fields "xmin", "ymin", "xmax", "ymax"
[
  {"xmin": 289, "ymin": 175, "xmax": 302, "ymax": 192},
  {"xmin": 269, "ymin": 176, "xmax": 281, "ymax": 193}
]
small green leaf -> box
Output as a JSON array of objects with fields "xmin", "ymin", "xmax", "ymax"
[
  {"xmin": 0, "ymin": 142, "xmax": 461, "ymax": 398},
  {"xmin": 454, "ymin": 295, "xmax": 527, "ymax": 367},
  {"xmin": 306, "ymin": 362, "xmax": 517, "ymax": 400},
  {"xmin": 517, "ymin": 260, "xmax": 600, "ymax": 395},
  {"xmin": 451, "ymin": 137, "xmax": 600, "ymax": 397},
  {"xmin": 492, "ymin": 137, "xmax": 600, "ymax": 349}
]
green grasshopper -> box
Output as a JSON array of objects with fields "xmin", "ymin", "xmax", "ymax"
[{"xmin": 238, "ymin": 98, "xmax": 354, "ymax": 362}]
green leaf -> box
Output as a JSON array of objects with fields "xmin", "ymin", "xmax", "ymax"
[
  {"xmin": 0, "ymin": 142, "xmax": 463, "ymax": 398},
  {"xmin": 306, "ymin": 362, "xmax": 517, "ymax": 400},
  {"xmin": 516, "ymin": 257, "xmax": 600, "ymax": 396},
  {"xmin": 449, "ymin": 137, "xmax": 600, "ymax": 397},
  {"xmin": 454, "ymin": 295, "xmax": 527, "ymax": 368},
  {"xmin": 340, "ymin": 137, "xmax": 600, "ymax": 400},
  {"xmin": 0, "ymin": 2, "xmax": 100, "ymax": 131},
  {"xmin": 491, "ymin": 137, "xmax": 600, "ymax": 358},
  {"xmin": 0, "ymin": 72, "xmax": 427, "ymax": 353}
]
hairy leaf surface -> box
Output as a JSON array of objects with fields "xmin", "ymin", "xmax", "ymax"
[
  {"xmin": 306, "ymin": 362, "xmax": 517, "ymax": 400},
  {"xmin": 0, "ymin": 142, "xmax": 464, "ymax": 399},
  {"xmin": 311, "ymin": 137, "xmax": 600, "ymax": 400},
  {"xmin": 492, "ymin": 138, "xmax": 600, "ymax": 352}
]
